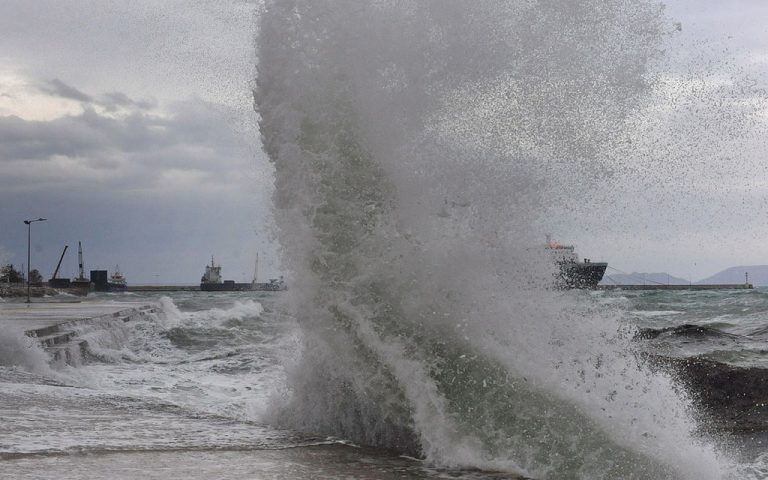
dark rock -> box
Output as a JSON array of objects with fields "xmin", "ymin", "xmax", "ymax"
[{"xmin": 660, "ymin": 356, "xmax": 768, "ymax": 434}]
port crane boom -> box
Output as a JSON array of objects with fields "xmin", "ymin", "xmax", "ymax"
[{"xmin": 51, "ymin": 245, "xmax": 68, "ymax": 280}]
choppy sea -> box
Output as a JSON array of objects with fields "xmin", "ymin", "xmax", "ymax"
[{"xmin": 1, "ymin": 289, "xmax": 767, "ymax": 479}]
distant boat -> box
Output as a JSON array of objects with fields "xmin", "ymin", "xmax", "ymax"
[
  {"xmin": 251, "ymin": 252, "xmax": 286, "ymax": 291},
  {"xmin": 254, "ymin": 277, "xmax": 287, "ymax": 291},
  {"xmin": 545, "ymin": 235, "xmax": 607, "ymax": 289},
  {"xmin": 200, "ymin": 256, "xmax": 286, "ymax": 292},
  {"xmin": 108, "ymin": 265, "xmax": 128, "ymax": 292},
  {"xmin": 200, "ymin": 256, "xmax": 250, "ymax": 291}
]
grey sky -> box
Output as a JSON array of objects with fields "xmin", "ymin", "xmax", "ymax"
[
  {"xmin": 0, "ymin": 1, "xmax": 766, "ymax": 283},
  {"xmin": 571, "ymin": 0, "xmax": 768, "ymax": 279}
]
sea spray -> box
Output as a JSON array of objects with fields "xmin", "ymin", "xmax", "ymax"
[
  {"xmin": 0, "ymin": 325, "xmax": 55, "ymax": 375},
  {"xmin": 255, "ymin": 1, "xmax": 729, "ymax": 477}
]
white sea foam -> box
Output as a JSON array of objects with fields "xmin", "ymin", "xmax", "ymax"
[
  {"xmin": 58, "ymin": 296, "xmax": 283, "ymax": 423},
  {"xmin": 185, "ymin": 299, "xmax": 265, "ymax": 326},
  {"xmin": 0, "ymin": 324, "xmax": 55, "ymax": 375},
  {"xmin": 157, "ymin": 295, "xmax": 184, "ymax": 327},
  {"xmin": 633, "ymin": 309, "xmax": 685, "ymax": 317}
]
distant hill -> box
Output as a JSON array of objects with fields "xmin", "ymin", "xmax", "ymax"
[
  {"xmin": 697, "ymin": 265, "xmax": 768, "ymax": 286},
  {"xmin": 600, "ymin": 272, "xmax": 690, "ymax": 286}
]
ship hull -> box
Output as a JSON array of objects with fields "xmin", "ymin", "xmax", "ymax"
[
  {"xmin": 48, "ymin": 278, "xmax": 72, "ymax": 289},
  {"xmin": 48, "ymin": 276, "xmax": 94, "ymax": 296},
  {"xmin": 558, "ymin": 262, "xmax": 608, "ymax": 289},
  {"xmin": 200, "ymin": 282, "xmax": 286, "ymax": 292},
  {"xmin": 107, "ymin": 283, "xmax": 128, "ymax": 292},
  {"xmin": 200, "ymin": 282, "xmax": 254, "ymax": 292}
]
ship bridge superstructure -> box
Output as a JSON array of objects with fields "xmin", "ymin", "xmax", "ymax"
[
  {"xmin": 545, "ymin": 234, "xmax": 578, "ymax": 263},
  {"xmin": 202, "ymin": 256, "xmax": 222, "ymax": 284}
]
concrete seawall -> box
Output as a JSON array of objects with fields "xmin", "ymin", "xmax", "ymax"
[{"xmin": 0, "ymin": 302, "xmax": 159, "ymax": 365}]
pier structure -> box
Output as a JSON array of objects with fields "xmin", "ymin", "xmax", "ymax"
[
  {"xmin": 599, "ymin": 266, "xmax": 755, "ymax": 291},
  {"xmin": 597, "ymin": 284, "xmax": 753, "ymax": 291}
]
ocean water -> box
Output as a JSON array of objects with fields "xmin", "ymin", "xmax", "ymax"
[
  {"xmin": 608, "ymin": 288, "xmax": 768, "ymax": 368},
  {"xmin": 0, "ymin": 290, "xmax": 767, "ymax": 479}
]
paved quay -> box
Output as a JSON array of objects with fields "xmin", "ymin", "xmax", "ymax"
[{"xmin": 0, "ymin": 301, "xmax": 156, "ymax": 332}]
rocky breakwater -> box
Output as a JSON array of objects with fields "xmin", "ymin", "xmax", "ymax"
[
  {"xmin": 637, "ymin": 324, "xmax": 768, "ymax": 436},
  {"xmin": 673, "ymin": 357, "xmax": 768, "ymax": 435}
]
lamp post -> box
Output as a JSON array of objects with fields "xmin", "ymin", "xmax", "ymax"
[{"xmin": 23, "ymin": 218, "xmax": 46, "ymax": 304}]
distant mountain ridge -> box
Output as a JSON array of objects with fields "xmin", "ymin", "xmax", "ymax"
[
  {"xmin": 600, "ymin": 272, "xmax": 690, "ymax": 286},
  {"xmin": 599, "ymin": 266, "xmax": 768, "ymax": 287},
  {"xmin": 697, "ymin": 265, "xmax": 768, "ymax": 287}
]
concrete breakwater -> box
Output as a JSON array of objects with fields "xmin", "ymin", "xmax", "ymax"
[
  {"xmin": 0, "ymin": 302, "xmax": 159, "ymax": 365},
  {"xmin": 598, "ymin": 283, "xmax": 754, "ymax": 291}
]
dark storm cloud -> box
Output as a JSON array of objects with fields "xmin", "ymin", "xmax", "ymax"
[
  {"xmin": 0, "ymin": 113, "xmax": 107, "ymax": 161},
  {"xmin": 0, "ymin": 98, "xmax": 243, "ymax": 173},
  {"xmin": 39, "ymin": 78, "xmax": 92, "ymax": 102},
  {"xmin": 100, "ymin": 92, "xmax": 158, "ymax": 112},
  {"xmin": 37, "ymin": 79, "xmax": 158, "ymax": 112}
]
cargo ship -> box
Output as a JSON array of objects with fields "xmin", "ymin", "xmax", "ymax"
[
  {"xmin": 108, "ymin": 266, "xmax": 128, "ymax": 292},
  {"xmin": 546, "ymin": 235, "xmax": 607, "ymax": 289},
  {"xmin": 200, "ymin": 256, "xmax": 286, "ymax": 292}
]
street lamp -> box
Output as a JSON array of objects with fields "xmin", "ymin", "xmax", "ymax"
[{"xmin": 23, "ymin": 217, "xmax": 46, "ymax": 304}]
